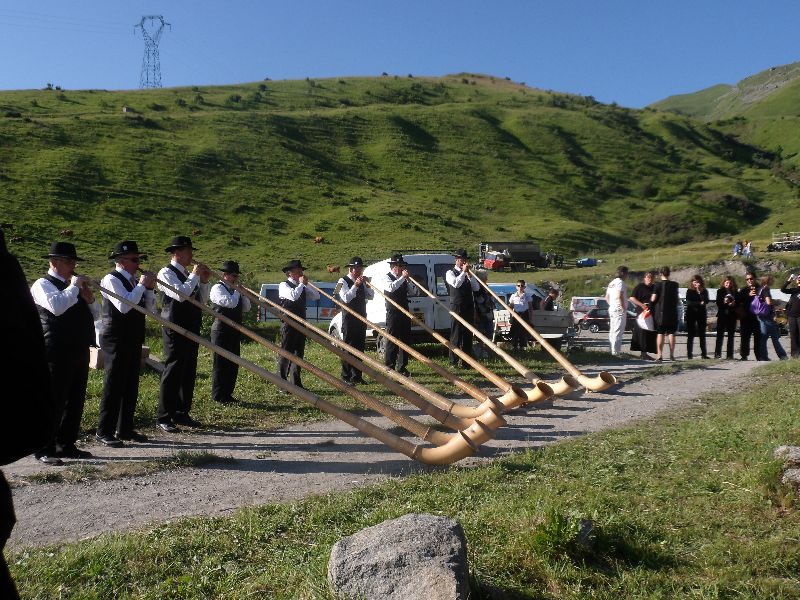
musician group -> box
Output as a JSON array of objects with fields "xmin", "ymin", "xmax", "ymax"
[{"xmin": 28, "ymin": 236, "xmax": 482, "ymax": 466}]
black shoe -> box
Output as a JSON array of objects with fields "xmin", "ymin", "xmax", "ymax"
[
  {"xmin": 95, "ymin": 433, "xmax": 124, "ymax": 448},
  {"xmin": 701, "ymin": 355, "xmax": 710, "ymax": 359},
  {"xmin": 117, "ymin": 431, "xmax": 149, "ymax": 443},
  {"xmin": 35, "ymin": 454, "xmax": 64, "ymax": 466},
  {"xmin": 57, "ymin": 446, "xmax": 93, "ymax": 459},
  {"xmin": 398, "ymin": 368, "xmax": 410, "ymax": 377},
  {"xmin": 174, "ymin": 413, "xmax": 202, "ymax": 428},
  {"xmin": 714, "ymin": 354, "xmax": 721, "ymax": 359},
  {"xmin": 351, "ymin": 377, "xmax": 365, "ymax": 385},
  {"xmin": 740, "ymin": 356, "xmax": 749, "ymax": 361},
  {"xmin": 156, "ymin": 421, "xmax": 179, "ymax": 433},
  {"xmin": 341, "ymin": 378, "xmax": 355, "ymax": 387}
]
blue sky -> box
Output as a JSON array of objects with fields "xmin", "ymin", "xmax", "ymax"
[{"xmin": 1, "ymin": 0, "xmax": 798, "ymax": 107}]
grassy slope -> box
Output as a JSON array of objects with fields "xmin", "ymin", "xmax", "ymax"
[
  {"xmin": 0, "ymin": 74, "xmax": 793, "ymax": 283},
  {"xmin": 10, "ymin": 361, "xmax": 800, "ymax": 598}
]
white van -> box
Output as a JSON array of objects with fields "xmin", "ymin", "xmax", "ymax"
[{"xmin": 328, "ymin": 253, "xmax": 574, "ymax": 352}]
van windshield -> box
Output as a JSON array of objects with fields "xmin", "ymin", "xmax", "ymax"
[{"xmin": 405, "ymin": 264, "xmax": 428, "ymax": 297}]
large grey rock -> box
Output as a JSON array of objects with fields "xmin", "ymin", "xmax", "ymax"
[
  {"xmin": 328, "ymin": 513, "xmax": 470, "ymax": 600},
  {"xmin": 774, "ymin": 446, "xmax": 800, "ymax": 468},
  {"xmin": 782, "ymin": 468, "xmax": 800, "ymax": 487}
]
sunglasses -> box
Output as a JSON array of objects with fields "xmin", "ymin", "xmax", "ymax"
[{"xmin": 516, "ymin": 285, "xmax": 525, "ymax": 288}]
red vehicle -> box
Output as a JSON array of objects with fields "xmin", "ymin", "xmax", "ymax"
[{"xmin": 482, "ymin": 251, "xmax": 508, "ymax": 271}]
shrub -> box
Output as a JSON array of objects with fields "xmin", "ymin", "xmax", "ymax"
[{"xmin": 174, "ymin": 98, "xmax": 187, "ymax": 107}]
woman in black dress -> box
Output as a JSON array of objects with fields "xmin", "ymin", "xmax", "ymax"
[
  {"xmin": 715, "ymin": 275, "xmax": 738, "ymax": 359},
  {"xmin": 650, "ymin": 266, "xmax": 679, "ymax": 361},
  {"xmin": 685, "ymin": 274, "xmax": 710, "ymax": 359},
  {"xmin": 629, "ymin": 271, "xmax": 656, "ymax": 359}
]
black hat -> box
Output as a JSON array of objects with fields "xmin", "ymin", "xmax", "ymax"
[
  {"xmin": 347, "ymin": 256, "xmax": 365, "ymax": 268},
  {"xmin": 453, "ymin": 248, "xmax": 469, "ymax": 260},
  {"xmin": 165, "ymin": 235, "xmax": 196, "ymax": 253},
  {"xmin": 282, "ymin": 259, "xmax": 305, "ymax": 273},
  {"xmin": 42, "ymin": 241, "xmax": 84, "ymax": 261},
  {"xmin": 220, "ymin": 260, "xmax": 241, "ymax": 274},
  {"xmin": 109, "ymin": 240, "xmax": 147, "ymax": 260},
  {"xmin": 388, "ymin": 253, "xmax": 407, "ymax": 266}
]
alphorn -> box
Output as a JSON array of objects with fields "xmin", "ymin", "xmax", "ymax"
[
  {"xmin": 92, "ymin": 280, "xmax": 502, "ymax": 465},
  {"xmin": 155, "ymin": 276, "xmax": 495, "ymax": 443},
  {"xmin": 366, "ymin": 281, "xmax": 554, "ymax": 404},
  {"xmin": 406, "ymin": 275, "xmax": 579, "ymax": 396},
  {"xmin": 474, "ymin": 276, "xmax": 616, "ymax": 392},
  {"xmin": 306, "ymin": 280, "xmax": 530, "ymax": 414},
  {"xmin": 232, "ymin": 280, "xmax": 529, "ymax": 419}
]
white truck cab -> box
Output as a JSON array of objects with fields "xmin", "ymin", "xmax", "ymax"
[{"xmin": 328, "ymin": 253, "xmax": 575, "ymax": 351}]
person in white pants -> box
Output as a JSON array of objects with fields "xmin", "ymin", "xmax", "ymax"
[{"xmin": 605, "ymin": 266, "xmax": 629, "ymax": 355}]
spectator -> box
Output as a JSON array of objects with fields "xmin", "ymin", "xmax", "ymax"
[
  {"xmin": 629, "ymin": 271, "xmax": 656, "ymax": 360},
  {"xmin": 755, "ymin": 275, "xmax": 787, "ymax": 361},
  {"xmin": 605, "ymin": 266, "xmax": 629, "ymax": 355},
  {"xmin": 508, "ymin": 280, "xmax": 532, "ymax": 350},
  {"xmin": 743, "ymin": 240, "xmax": 753, "ymax": 258},
  {"xmin": 650, "ymin": 266, "xmax": 679, "ymax": 361},
  {"xmin": 714, "ymin": 275, "xmax": 738, "ymax": 359},
  {"xmin": 685, "ymin": 274, "xmax": 710, "ymax": 359},
  {"xmin": 737, "ymin": 271, "xmax": 762, "ymax": 361},
  {"xmin": 472, "ymin": 270, "xmax": 495, "ymax": 359},
  {"xmin": 541, "ymin": 288, "xmax": 558, "ymax": 311},
  {"xmin": 733, "ymin": 241, "xmax": 742, "ymax": 257},
  {"xmin": 781, "ymin": 273, "xmax": 800, "ymax": 358}
]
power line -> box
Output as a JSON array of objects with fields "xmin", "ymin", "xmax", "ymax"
[{"xmin": 134, "ymin": 15, "xmax": 170, "ymax": 89}]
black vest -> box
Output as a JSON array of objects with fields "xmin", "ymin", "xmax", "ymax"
[
  {"xmin": 37, "ymin": 274, "xmax": 95, "ymax": 353},
  {"xmin": 385, "ymin": 272, "xmax": 409, "ymax": 314},
  {"xmin": 446, "ymin": 268, "xmax": 474, "ymax": 313},
  {"xmin": 101, "ymin": 270, "xmax": 147, "ymax": 342},
  {"xmin": 342, "ymin": 276, "xmax": 367, "ymax": 327},
  {"xmin": 279, "ymin": 280, "xmax": 307, "ymax": 318},
  {"xmin": 211, "ymin": 282, "xmax": 244, "ymax": 329},
  {"xmin": 160, "ymin": 264, "xmax": 203, "ymax": 331}
]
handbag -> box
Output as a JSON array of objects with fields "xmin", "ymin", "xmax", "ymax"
[
  {"xmin": 636, "ymin": 308, "xmax": 655, "ymax": 331},
  {"xmin": 750, "ymin": 293, "xmax": 771, "ymax": 317}
]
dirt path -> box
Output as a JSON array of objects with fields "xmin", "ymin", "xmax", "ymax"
[{"xmin": 4, "ymin": 355, "xmax": 760, "ymax": 550}]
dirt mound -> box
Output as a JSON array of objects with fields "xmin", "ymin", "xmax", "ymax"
[{"xmin": 670, "ymin": 258, "xmax": 786, "ymax": 285}]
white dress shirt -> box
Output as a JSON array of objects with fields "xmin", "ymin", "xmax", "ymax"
[
  {"xmin": 211, "ymin": 282, "xmax": 252, "ymax": 311},
  {"xmin": 100, "ymin": 267, "xmax": 156, "ymax": 314},
  {"xmin": 157, "ymin": 260, "xmax": 209, "ymax": 303},
  {"xmin": 445, "ymin": 268, "xmax": 479, "ymax": 291},
  {"xmin": 31, "ymin": 268, "xmax": 100, "ymax": 318},
  {"xmin": 338, "ymin": 276, "xmax": 374, "ymax": 303},
  {"xmin": 278, "ymin": 278, "xmax": 320, "ymax": 302}
]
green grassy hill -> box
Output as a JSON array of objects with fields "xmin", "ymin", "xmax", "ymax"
[{"xmin": 1, "ymin": 73, "xmax": 795, "ymax": 279}]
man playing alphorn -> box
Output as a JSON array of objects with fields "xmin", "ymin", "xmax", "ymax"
[
  {"xmin": 156, "ymin": 236, "xmax": 210, "ymax": 432},
  {"xmin": 378, "ymin": 253, "xmax": 412, "ymax": 376},
  {"xmin": 337, "ymin": 256, "xmax": 374, "ymax": 385},
  {"xmin": 445, "ymin": 248, "xmax": 479, "ymax": 367},
  {"xmin": 277, "ymin": 259, "xmax": 319, "ymax": 389},
  {"xmin": 30, "ymin": 242, "xmax": 99, "ymax": 463},
  {"xmin": 97, "ymin": 241, "xmax": 155, "ymax": 446},
  {"xmin": 209, "ymin": 261, "xmax": 252, "ymax": 404}
]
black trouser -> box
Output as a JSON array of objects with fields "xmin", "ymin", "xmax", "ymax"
[
  {"xmin": 714, "ymin": 314, "xmax": 737, "ymax": 358},
  {"xmin": 341, "ymin": 319, "xmax": 366, "ymax": 382},
  {"xmin": 510, "ymin": 310, "xmax": 530, "ymax": 349},
  {"xmin": 278, "ymin": 323, "xmax": 306, "ymax": 387},
  {"xmin": 98, "ymin": 336, "xmax": 143, "ymax": 438},
  {"xmin": 158, "ymin": 327, "xmax": 199, "ymax": 422},
  {"xmin": 0, "ymin": 473, "xmax": 19, "ymax": 600},
  {"xmin": 385, "ymin": 310, "xmax": 410, "ymax": 370},
  {"xmin": 788, "ymin": 315, "xmax": 800, "ymax": 358},
  {"xmin": 685, "ymin": 310, "xmax": 707, "ymax": 358},
  {"xmin": 39, "ymin": 346, "xmax": 90, "ymax": 455},
  {"xmin": 449, "ymin": 309, "xmax": 474, "ymax": 364},
  {"xmin": 211, "ymin": 327, "xmax": 241, "ymax": 401},
  {"xmin": 739, "ymin": 316, "xmax": 762, "ymax": 360}
]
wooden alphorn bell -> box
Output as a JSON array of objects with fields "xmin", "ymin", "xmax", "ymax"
[
  {"xmin": 474, "ymin": 276, "xmax": 616, "ymax": 392},
  {"xmin": 405, "ymin": 275, "xmax": 580, "ymax": 397},
  {"xmin": 91, "ymin": 279, "xmax": 502, "ymax": 465}
]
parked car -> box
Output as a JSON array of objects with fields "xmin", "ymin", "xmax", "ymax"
[
  {"xmin": 257, "ymin": 281, "xmax": 340, "ymax": 323},
  {"xmin": 575, "ymin": 257, "xmax": 598, "ymax": 268},
  {"xmin": 579, "ymin": 306, "xmax": 637, "ymax": 333}
]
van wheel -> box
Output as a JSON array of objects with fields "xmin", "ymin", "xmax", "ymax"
[
  {"xmin": 376, "ymin": 335, "xmax": 387, "ymax": 361},
  {"xmin": 589, "ymin": 324, "xmax": 600, "ymax": 333}
]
